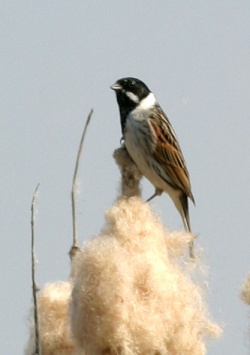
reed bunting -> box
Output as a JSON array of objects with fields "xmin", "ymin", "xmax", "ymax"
[{"xmin": 111, "ymin": 77, "xmax": 195, "ymax": 257}]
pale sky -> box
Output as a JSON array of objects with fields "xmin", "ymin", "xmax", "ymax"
[{"xmin": 1, "ymin": 2, "xmax": 250, "ymax": 354}]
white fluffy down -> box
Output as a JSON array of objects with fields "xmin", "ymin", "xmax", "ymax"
[
  {"xmin": 70, "ymin": 198, "xmax": 221, "ymax": 355},
  {"xmin": 25, "ymin": 281, "xmax": 82, "ymax": 355},
  {"xmin": 25, "ymin": 148, "xmax": 221, "ymax": 355},
  {"xmin": 240, "ymin": 273, "xmax": 250, "ymax": 305}
]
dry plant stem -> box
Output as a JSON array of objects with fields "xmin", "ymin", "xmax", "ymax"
[
  {"xmin": 71, "ymin": 109, "xmax": 93, "ymax": 252},
  {"xmin": 113, "ymin": 146, "xmax": 142, "ymax": 198},
  {"xmin": 31, "ymin": 183, "xmax": 41, "ymax": 355}
]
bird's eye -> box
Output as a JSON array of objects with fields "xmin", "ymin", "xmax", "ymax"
[{"xmin": 131, "ymin": 80, "xmax": 135, "ymax": 85}]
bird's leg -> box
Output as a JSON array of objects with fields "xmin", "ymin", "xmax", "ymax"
[{"xmin": 146, "ymin": 188, "xmax": 163, "ymax": 202}]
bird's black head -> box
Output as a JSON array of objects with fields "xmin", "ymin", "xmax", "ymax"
[
  {"xmin": 111, "ymin": 77, "xmax": 151, "ymax": 134},
  {"xmin": 111, "ymin": 77, "xmax": 151, "ymax": 107}
]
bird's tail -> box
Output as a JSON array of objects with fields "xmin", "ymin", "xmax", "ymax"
[{"xmin": 177, "ymin": 193, "xmax": 194, "ymax": 259}]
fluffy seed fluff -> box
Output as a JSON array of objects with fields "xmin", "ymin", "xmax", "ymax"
[
  {"xmin": 25, "ymin": 281, "xmax": 82, "ymax": 355},
  {"xmin": 240, "ymin": 273, "xmax": 250, "ymax": 305},
  {"xmin": 25, "ymin": 147, "xmax": 221, "ymax": 354},
  {"xmin": 70, "ymin": 196, "xmax": 221, "ymax": 354}
]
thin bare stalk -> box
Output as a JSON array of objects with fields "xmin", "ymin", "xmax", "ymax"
[
  {"xmin": 31, "ymin": 183, "xmax": 41, "ymax": 355},
  {"xmin": 71, "ymin": 109, "xmax": 93, "ymax": 251}
]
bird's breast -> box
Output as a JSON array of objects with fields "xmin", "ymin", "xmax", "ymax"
[
  {"xmin": 124, "ymin": 114, "xmax": 152, "ymax": 156},
  {"xmin": 124, "ymin": 113, "xmax": 177, "ymax": 194}
]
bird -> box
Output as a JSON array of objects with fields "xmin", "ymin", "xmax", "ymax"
[{"xmin": 111, "ymin": 77, "xmax": 195, "ymax": 258}]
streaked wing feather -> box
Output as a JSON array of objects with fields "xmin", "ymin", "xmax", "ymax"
[{"xmin": 149, "ymin": 111, "xmax": 193, "ymax": 201}]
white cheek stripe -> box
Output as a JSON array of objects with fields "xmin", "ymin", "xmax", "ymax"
[
  {"xmin": 125, "ymin": 91, "xmax": 139, "ymax": 103},
  {"xmin": 139, "ymin": 92, "xmax": 156, "ymax": 110}
]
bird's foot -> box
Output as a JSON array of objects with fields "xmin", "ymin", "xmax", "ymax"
[{"xmin": 146, "ymin": 188, "xmax": 163, "ymax": 202}]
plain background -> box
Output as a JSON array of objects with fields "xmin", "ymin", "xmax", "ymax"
[{"xmin": 1, "ymin": 2, "xmax": 250, "ymax": 354}]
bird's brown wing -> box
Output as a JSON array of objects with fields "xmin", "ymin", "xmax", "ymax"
[{"xmin": 149, "ymin": 111, "xmax": 194, "ymax": 203}]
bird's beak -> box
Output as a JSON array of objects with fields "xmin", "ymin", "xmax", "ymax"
[{"xmin": 110, "ymin": 83, "xmax": 122, "ymax": 91}]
